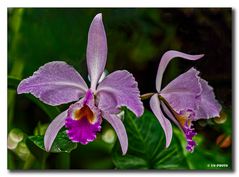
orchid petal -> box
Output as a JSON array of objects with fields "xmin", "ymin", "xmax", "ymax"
[
  {"xmin": 103, "ymin": 112, "xmax": 128, "ymax": 155},
  {"xmin": 97, "ymin": 70, "xmax": 144, "ymax": 117},
  {"xmin": 160, "ymin": 68, "xmax": 202, "ymax": 115},
  {"xmin": 161, "ymin": 102, "xmax": 182, "ymax": 132},
  {"xmin": 150, "ymin": 94, "xmax": 172, "ymax": 148},
  {"xmin": 96, "ymin": 91, "xmax": 119, "ymax": 114},
  {"xmin": 156, "ymin": 50, "xmax": 204, "ymax": 92},
  {"xmin": 44, "ymin": 110, "xmax": 67, "ymax": 152},
  {"xmin": 160, "ymin": 67, "xmax": 221, "ymax": 121},
  {"xmin": 17, "ymin": 61, "xmax": 88, "ymax": 106},
  {"xmin": 87, "ymin": 13, "xmax": 107, "ymax": 91},
  {"xmin": 194, "ymin": 79, "xmax": 222, "ymax": 120}
]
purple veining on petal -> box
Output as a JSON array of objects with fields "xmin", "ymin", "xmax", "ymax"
[{"xmin": 65, "ymin": 90, "xmax": 102, "ymax": 144}]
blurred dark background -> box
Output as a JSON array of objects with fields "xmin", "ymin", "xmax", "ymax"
[{"xmin": 8, "ymin": 8, "xmax": 232, "ymax": 169}]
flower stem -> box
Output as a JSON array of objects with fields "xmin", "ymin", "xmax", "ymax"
[{"xmin": 140, "ymin": 93, "xmax": 155, "ymax": 100}]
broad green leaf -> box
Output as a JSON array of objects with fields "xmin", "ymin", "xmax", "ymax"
[
  {"xmin": 186, "ymin": 146, "xmax": 232, "ymax": 170},
  {"xmin": 112, "ymin": 109, "xmax": 189, "ymax": 169},
  {"xmin": 28, "ymin": 131, "xmax": 77, "ymax": 153},
  {"xmin": 8, "ymin": 76, "xmax": 61, "ymax": 119}
]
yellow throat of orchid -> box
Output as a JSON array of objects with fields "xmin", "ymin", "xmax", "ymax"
[
  {"xmin": 174, "ymin": 112, "xmax": 192, "ymax": 127},
  {"xmin": 73, "ymin": 105, "xmax": 97, "ymax": 124},
  {"xmin": 159, "ymin": 94, "xmax": 191, "ymax": 127}
]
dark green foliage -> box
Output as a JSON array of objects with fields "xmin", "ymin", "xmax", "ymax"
[
  {"xmin": 28, "ymin": 131, "xmax": 77, "ymax": 153},
  {"xmin": 112, "ymin": 110, "xmax": 189, "ymax": 169}
]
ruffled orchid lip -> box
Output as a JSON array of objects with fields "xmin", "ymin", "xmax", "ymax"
[
  {"xmin": 65, "ymin": 90, "xmax": 102, "ymax": 144},
  {"xmin": 158, "ymin": 94, "xmax": 197, "ymax": 152},
  {"xmin": 184, "ymin": 122, "xmax": 197, "ymax": 152}
]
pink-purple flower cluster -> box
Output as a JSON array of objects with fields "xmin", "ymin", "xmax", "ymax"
[{"xmin": 17, "ymin": 13, "xmax": 221, "ymax": 155}]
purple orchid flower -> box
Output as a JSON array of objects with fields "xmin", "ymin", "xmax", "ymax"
[
  {"xmin": 149, "ymin": 50, "xmax": 222, "ymax": 152},
  {"xmin": 17, "ymin": 13, "xmax": 143, "ymax": 155}
]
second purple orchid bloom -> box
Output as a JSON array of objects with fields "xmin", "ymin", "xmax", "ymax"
[
  {"xmin": 17, "ymin": 13, "xmax": 222, "ymax": 155},
  {"xmin": 17, "ymin": 13, "xmax": 144, "ymax": 155},
  {"xmin": 149, "ymin": 51, "xmax": 221, "ymax": 152}
]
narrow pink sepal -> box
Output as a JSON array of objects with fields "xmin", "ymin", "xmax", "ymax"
[
  {"xmin": 87, "ymin": 13, "xmax": 108, "ymax": 91},
  {"xmin": 103, "ymin": 112, "xmax": 128, "ymax": 155},
  {"xmin": 149, "ymin": 94, "xmax": 172, "ymax": 148},
  {"xmin": 156, "ymin": 50, "xmax": 204, "ymax": 92},
  {"xmin": 44, "ymin": 110, "xmax": 67, "ymax": 152}
]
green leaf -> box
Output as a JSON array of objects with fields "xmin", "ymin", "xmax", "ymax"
[
  {"xmin": 28, "ymin": 131, "xmax": 77, "ymax": 153},
  {"xmin": 112, "ymin": 109, "xmax": 189, "ymax": 169},
  {"xmin": 174, "ymin": 129, "xmax": 232, "ymax": 170},
  {"xmin": 8, "ymin": 76, "xmax": 61, "ymax": 119}
]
